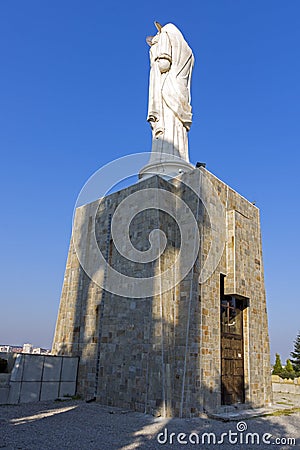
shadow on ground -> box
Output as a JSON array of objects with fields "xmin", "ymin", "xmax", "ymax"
[{"xmin": 0, "ymin": 398, "xmax": 299, "ymax": 449}]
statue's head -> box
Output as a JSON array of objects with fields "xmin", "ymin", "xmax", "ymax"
[{"xmin": 146, "ymin": 21, "xmax": 163, "ymax": 46}]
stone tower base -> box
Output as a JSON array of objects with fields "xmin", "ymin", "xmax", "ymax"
[{"xmin": 52, "ymin": 167, "xmax": 272, "ymax": 417}]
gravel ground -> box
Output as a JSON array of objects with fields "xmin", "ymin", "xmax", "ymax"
[{"xmin": 0, "ymin": 393, "xmax": 299, "ymax": 450}]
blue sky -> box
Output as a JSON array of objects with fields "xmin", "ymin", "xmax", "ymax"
[{"xmin": 0, "ymin": 1, "xmax": 299, "ymax": 364}]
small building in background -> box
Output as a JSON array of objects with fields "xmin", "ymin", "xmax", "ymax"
[
  {"xmin": 22, "ymin": 343, "xmax": 33, "ymax": 354},
  {"xmin": 0, "ymin": 345, "xmax": 12, "ymax": 353}
]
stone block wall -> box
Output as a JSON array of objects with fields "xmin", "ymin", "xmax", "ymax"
[{"xmin": 52, "ymin": 167, "xmax": 272, "ymax": 416}]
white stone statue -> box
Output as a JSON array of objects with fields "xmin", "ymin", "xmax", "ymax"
[{"xmin": 140, "ymin": 22, "xmax": 194, "ymax": 179}]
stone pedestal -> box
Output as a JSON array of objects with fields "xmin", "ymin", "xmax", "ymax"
[
  {"xmin": 139, "ymin": 157, "xmax": 194, "ymax": 180},
  {"xmin": 52, "ymin": 166, "xmax": 272, "ymax": 417}
]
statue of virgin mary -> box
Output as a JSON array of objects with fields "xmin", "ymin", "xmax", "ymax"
[{"xmin": 140, "ymin": 22, "xmax": 194, "ymax": 179}]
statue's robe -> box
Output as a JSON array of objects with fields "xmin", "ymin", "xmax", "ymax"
[{"xmin": 147, "ymin": 24, "xmax": 194, "ymax": 162}]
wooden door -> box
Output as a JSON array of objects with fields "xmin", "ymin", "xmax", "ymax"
[{"xmin": 221, "ymin": 297, "xmax": 245, "ymax": 405}]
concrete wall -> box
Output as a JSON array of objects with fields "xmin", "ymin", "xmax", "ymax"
[
  {"xmin": 272, "ymin": 375, "xmax": 300, "ymax": 395},
  {"xmin": 0, "ymin": 351, "xmax": 17, "ymax": 373},
  {"xmin": 6, "ymin": 354, "xmax": 78, "ymax": 404}
]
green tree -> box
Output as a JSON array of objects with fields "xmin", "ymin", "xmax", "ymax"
[
  {"xmin": 280, "ymin": 359, "xmax": 296, "ymax": 379},
  {"xmin": 290, "ymin": 331, "xmax": 300, "ymax": 375},
  {"xmin": 285, "ymin": 359, "xmax": 294, "ymax": 373},
  {"xmin": 272, "ymin": 353, "xmax": 283, "ymax": 376}
]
